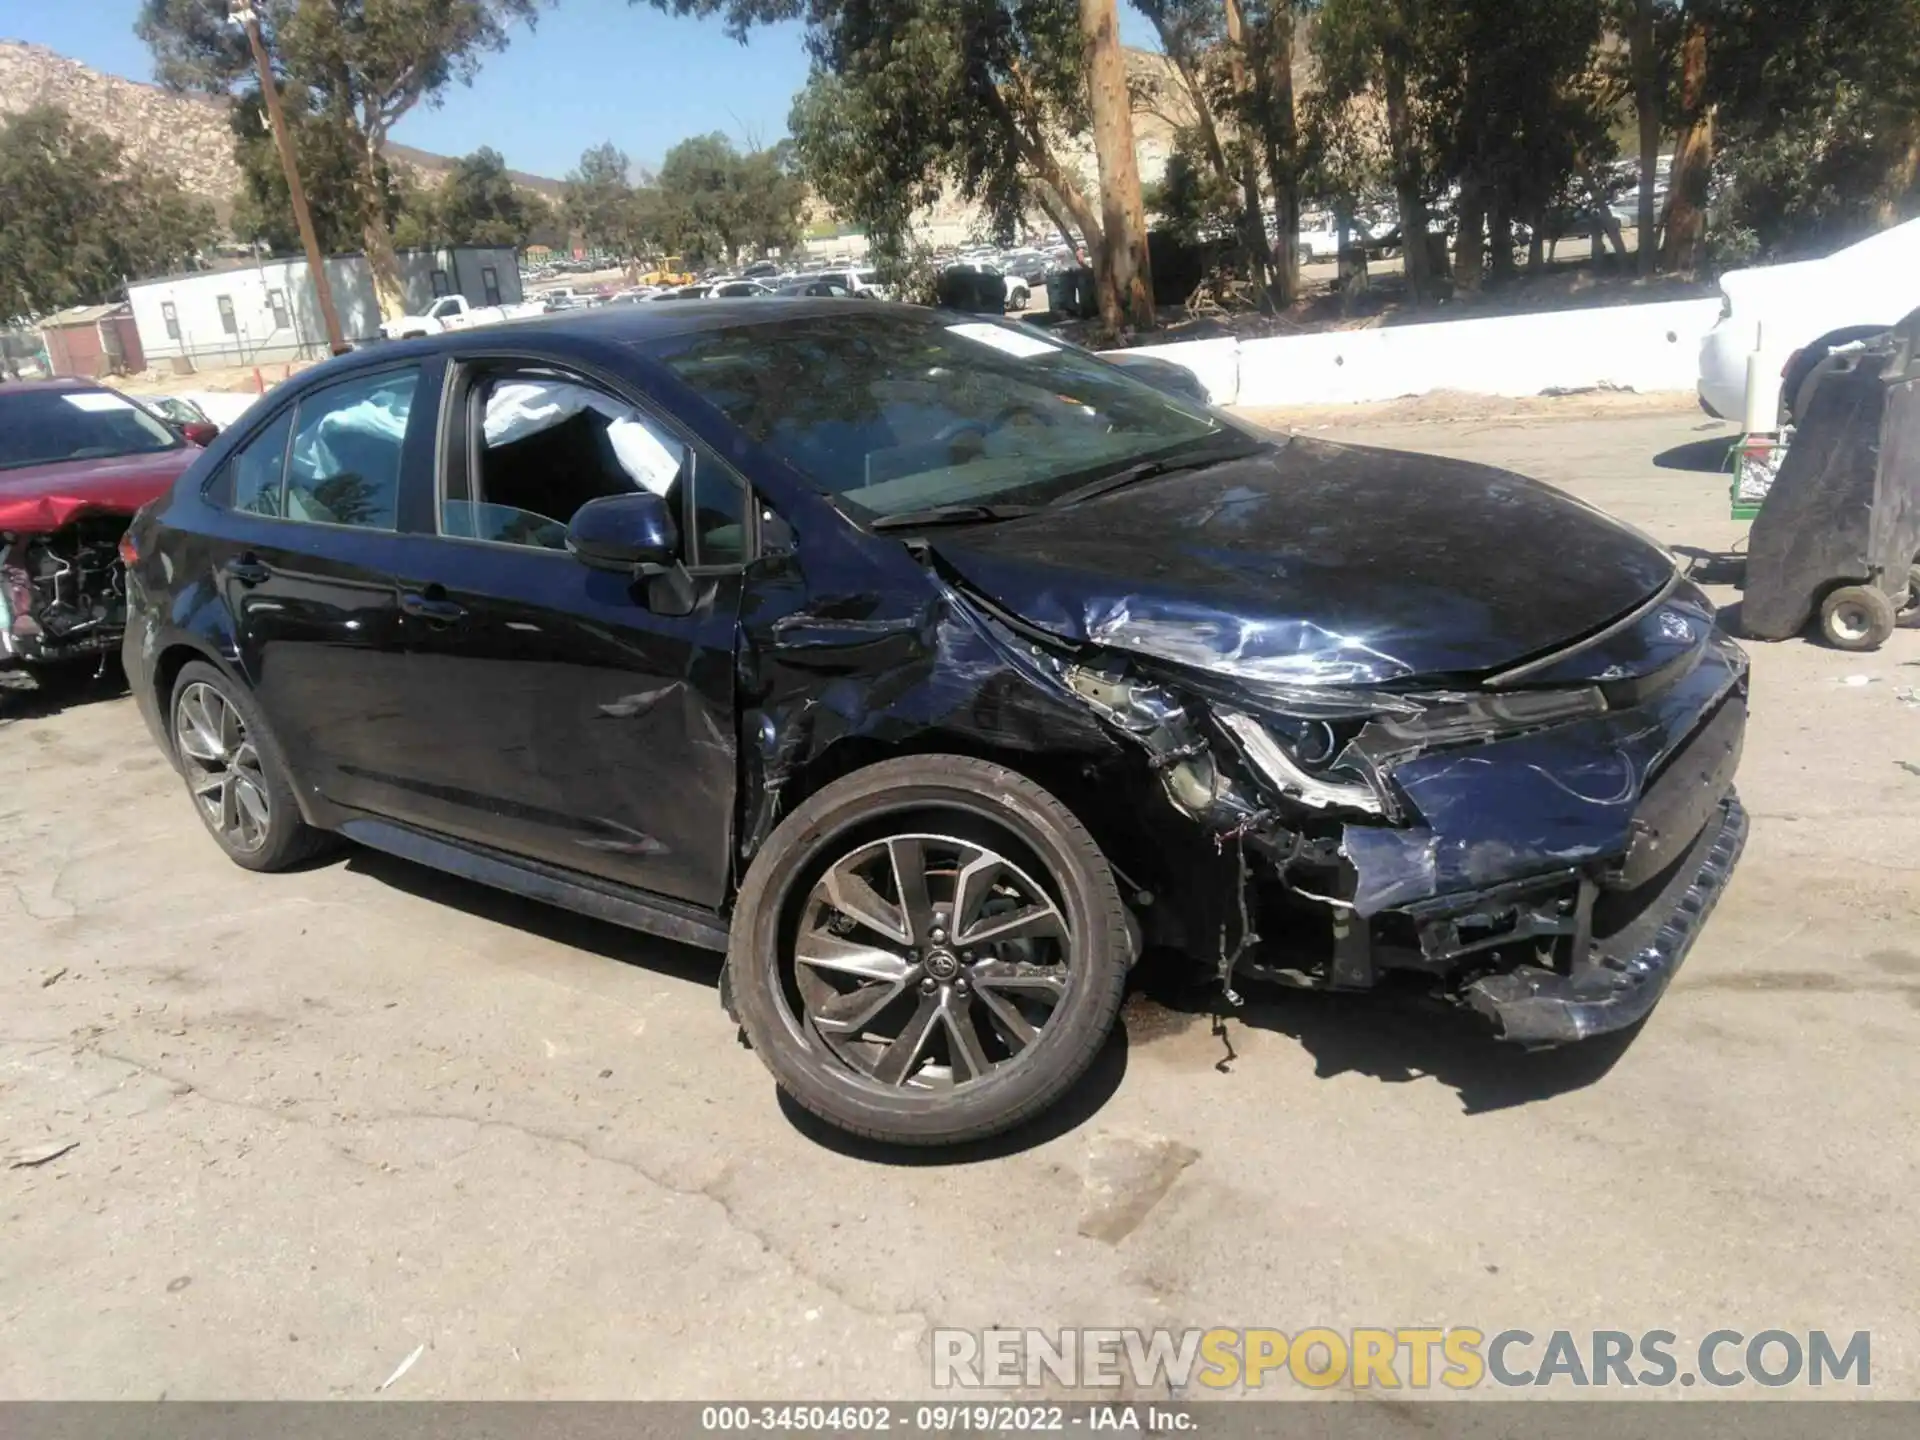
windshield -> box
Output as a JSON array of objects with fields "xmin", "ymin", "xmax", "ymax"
[
  {"xmin": 0, "ymin": 387, "xmax": 182, "ymax": 472},
  {"xmin": 647, "ymin": 311, "xmax": 1240, "ymax": 520}
]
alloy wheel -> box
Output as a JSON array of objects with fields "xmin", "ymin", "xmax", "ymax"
[
  {"xmin": 791, "ymin": 833, "xmax": 1073, "ymax": 1090},
  {"xmin": 174, "ymin": 681, "xmax": 272, "ymax": 853}
]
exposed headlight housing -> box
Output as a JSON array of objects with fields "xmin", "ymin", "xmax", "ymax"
[{"xmin": 1218, "ymin": 709, "xmax": 1386, "ymax": 816}]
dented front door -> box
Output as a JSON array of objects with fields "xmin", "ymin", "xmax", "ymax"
[{"xmin": 364, "ymin": 535, "xmax": 742, "ymax": 908}]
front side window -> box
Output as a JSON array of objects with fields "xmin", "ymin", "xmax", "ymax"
[
  {"xmin": 162, "ymin": 302, "xmax": 180, "ymax": 340},
  {"xmin": 431, "ymin": 269, "xmax": 451, "ymax": 297},
  {"xmin": 217, "ymin": 296, "xmax": 237, "ymax": 335},
  {"xmin": 279, "ymin": 368, "xmax": 420, "ymax": 529},
  {"xmin": 0, "ymin": 387, "xmax": 182, "ymax": 471},
  {"xmin": 444, "ymin": 372, "xmax": 747, "ymax": 564},
  {"xmin": 648, "ymin": 312, "xmax": 1234, "ymax": 522},
  {"xmin": 482, "ymin": 267, "xmax": 502, "ymax": 305},
  {"xmin": 268, "ymin": 290, "xmax": 291, "ymax": 330}
]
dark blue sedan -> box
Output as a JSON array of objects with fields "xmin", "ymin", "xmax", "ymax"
[{"xmin": 122, "ymin": 301, "xmax": 1746, "ymax": 1145}]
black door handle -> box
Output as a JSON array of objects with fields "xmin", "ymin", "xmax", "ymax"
[
  {"xmin": 226, "ymin": 556, "xmax": 271, "ymax": 586},
  {"xmin": 400, "ymin": 590, "xmax": 468, "ymax": 624}
]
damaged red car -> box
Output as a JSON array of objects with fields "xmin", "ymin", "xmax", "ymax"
[
  {"xmin": 119, "ymin": 304, "xmax": 1747, "ymax": 1147},
  {"xmin": 0, "ymin": 380, "xmax": 217, "ymax": 675}
]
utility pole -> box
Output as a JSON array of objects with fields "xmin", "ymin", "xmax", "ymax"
[{"xmin": 230, "ymin": 2, "xmax": 349, "ymax": 355}]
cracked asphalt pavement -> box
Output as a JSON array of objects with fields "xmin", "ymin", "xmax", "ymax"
[{"xmin": 4, "ymin": 403, "xmax": 1918, "ymax": 1399}]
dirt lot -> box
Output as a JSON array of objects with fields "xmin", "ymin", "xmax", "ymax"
[{"xmin": 4, "ymin": 401, "xmax": 1918, "ymax": 1400}]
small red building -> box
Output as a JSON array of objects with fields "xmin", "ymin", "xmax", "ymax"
[{"xmin": 39, "ymin": 304, "xmax": 146, "ymax": 379}]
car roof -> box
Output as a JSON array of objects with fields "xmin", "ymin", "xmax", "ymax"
[
  {"xmin": 324, "ymin": 299, "xmax": 943, "ymax": 368},
  {"xmin": 255, "ymin": 300, "xmax": 1028, "ymax": 401},
  {"xmin": 0, "ymin": 377, "xmax": 114, "ymax": 393}
]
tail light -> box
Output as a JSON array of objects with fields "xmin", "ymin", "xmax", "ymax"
[{"xmin": 118, "ymin": 531, "xmax": 140, "ymax": 567}]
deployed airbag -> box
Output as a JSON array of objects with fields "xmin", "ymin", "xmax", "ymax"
[{"xmin": 483, "ymin": 379, "xmax": 685, "ymax": 496}]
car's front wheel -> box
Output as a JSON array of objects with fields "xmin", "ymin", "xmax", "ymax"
[
  {"xmin": 169, "ymin": 660, "xmax": 329, "ymax": 872},
  {"xmin": 727, "ymin": 755, "xmax": 1131, "ymax": 1146}
]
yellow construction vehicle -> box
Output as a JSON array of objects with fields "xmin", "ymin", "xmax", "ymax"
[{"xmin": 639, "ymin": 255, "xmax": 695, "ymax": 287}]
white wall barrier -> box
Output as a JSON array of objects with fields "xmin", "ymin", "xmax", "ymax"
[{"xmin": 1108, "ymin": 296, "xmax": 1722, "ymax": 408}]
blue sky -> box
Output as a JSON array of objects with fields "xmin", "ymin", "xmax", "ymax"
[
  {"xmin": 5, "ymin": 0, "xmax": 1156, "ymax": 180},
  {"xmin": 5, "ymin": 1, "xmax": 815, "ymax": 177}
]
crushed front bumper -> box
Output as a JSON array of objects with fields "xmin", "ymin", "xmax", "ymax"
[
  {"xmin": 1248, "ymin": 634, "xmax": 1749, "ymax": 1045},
  {"xmin": 1462, "ymin": 790, "xmax": 1747, "ymax": 1044}
]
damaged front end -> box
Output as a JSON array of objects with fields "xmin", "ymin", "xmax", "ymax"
[
  {"xmin": 0, "ymin": 517, "xmax": 133, "ymax": 668},
  {"xmin": 1020, "ymin": 576, "xmax": 1749, "ymax": 1046}
]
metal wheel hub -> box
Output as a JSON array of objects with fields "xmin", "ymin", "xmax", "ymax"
[
  {"xmin": 790, "ymin": 833, "xmax": 1073, "ymax": 1091},
  {"xmin": 1833, "ymin": 603, "xmax": 1871, "ymax": 640},
  {"xmin": 174, "ymin": 681, "xmax": 271, "ymax": 854},
  {"xmin": 924, "ymin": 948, "xmax": 961, "ymax": 981}
]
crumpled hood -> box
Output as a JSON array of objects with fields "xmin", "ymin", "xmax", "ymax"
[
  {"xmin": 929, "ymin": 436, "xmax": 1676, "ymax": 684},
  {"xmin": 0, "ymin": 447, "xmax": 199, "ymax": 533}
]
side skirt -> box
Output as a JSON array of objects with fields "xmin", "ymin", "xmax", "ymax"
[{"xmin": 337, "ymin": 817, "xmax": 733, "ymax": 953}]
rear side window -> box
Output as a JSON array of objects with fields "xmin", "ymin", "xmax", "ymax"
[
  {"xmin": 229, "ymin": 408, "xmax": 294, "ymax": 515},
  {"xmin": 284, "ymin": 368, "xmax": 420, "ymax": 530}
]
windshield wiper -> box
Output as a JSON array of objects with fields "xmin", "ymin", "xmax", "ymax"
[
  {"xmin": 869, "ymin": 502, "xmax": 1039, "ymax": 532},
  {"xmin": 1046, "ymin": 438, "xmax": 1270, "ymax": 510}
]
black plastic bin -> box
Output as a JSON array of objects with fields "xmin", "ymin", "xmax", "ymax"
[
  {"xmin": 1046, "ymin": 267, "xmax": 1098, "ymax": 320},
  {"xmin": 935, "ymin": 267, "xmax": 1009, "ymax": 314},
  {"xmin": 1743, "ymin": 308, "xmax": 1920, "ymax": 650}
]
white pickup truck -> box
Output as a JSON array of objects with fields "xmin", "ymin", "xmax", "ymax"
[{"xmin": 381, "ymin": 293, "xmax": 544, "ymax": 340}]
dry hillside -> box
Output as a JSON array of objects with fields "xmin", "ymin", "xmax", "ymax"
[{"xmin": 0, "ymin": 39, "xmax": 561, "ymax": 224}]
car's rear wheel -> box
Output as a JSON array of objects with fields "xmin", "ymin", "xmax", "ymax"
[
  {"xmin": 169, "ymin": 661, "xmax": 329, "ymax": 872},
  {"xmin": 1818, "ymin": 584, "xmax": 1897, "ymax": 652},
  {"xmin": 726, "ymin": 755, "xmax": 1131, "ymax": 1146}
]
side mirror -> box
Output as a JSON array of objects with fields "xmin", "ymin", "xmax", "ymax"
[
  {"xmin": 567, "ymin": 491, "xmax": 697, "ymax": 616},
  {"xmin": 567, "ymin": 491, "xmax": 678, "ymax": 574},
  {"xmin": 181, "ymin": 420, "xmax": 220, "ymax": 446}
]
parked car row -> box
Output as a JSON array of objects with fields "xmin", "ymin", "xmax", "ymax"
[
  {"xmin": 636, "ymin": 268, "xmax": 890, "ymax": 303},
  {"xmin": 381, "ymin": 293, "xmax": 548, "ymax": 340},
  {"xmin": 531, "ymin": 265, "xmax": 891, "ymax": 310}
]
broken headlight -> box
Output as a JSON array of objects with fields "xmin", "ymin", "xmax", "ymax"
[
  {"xmin": 1055, "ymin": 643, "xmax": 1609, "ymax": 830},
  {"xmin": 1061, "ymin": 660, "xmax": 1392, "ymax": 823},
  {"xmin": 1218, "ymin": 709, "xmax": 1387, "ymax": 816},
  {"xmin": 1060, "ymin": 661, "xmax": 1265, "ymax": 826}
]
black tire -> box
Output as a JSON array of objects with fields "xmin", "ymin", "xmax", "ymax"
[
  {"xmin": 168, "ymin": 660, "xmax": 331, "ymax": 872},
  {"xmin": 1818, "ymin": 584, "xmax": 1897, "ymax": 652},
  {"xmin": 1898, "ymin": 563, "xmax": 1920, "ymax": 629},
  {"xmin": 726, "ymin": 754, "xmax": 1131, "ymax": 1147}
]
